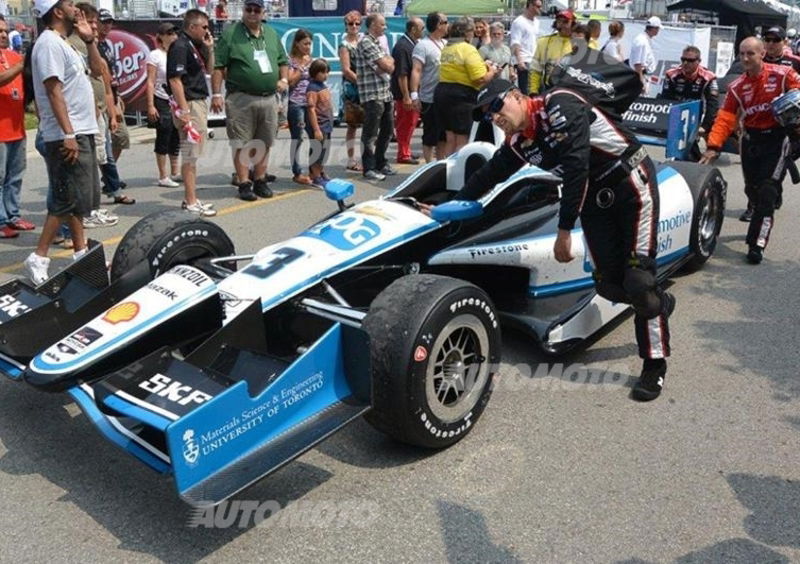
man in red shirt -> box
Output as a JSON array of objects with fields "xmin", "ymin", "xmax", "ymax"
[
  {"xmin": 0, "ymin": 16, "xmax": 34, "ymax": 238},
  {"xmin": 701, "ymin": 36, "xmax": 800, "ymax": 264}
]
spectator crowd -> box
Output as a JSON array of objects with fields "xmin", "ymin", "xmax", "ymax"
[{"xmin": 6, "ymin": 0, "xmax": 765, "ymax": 284}]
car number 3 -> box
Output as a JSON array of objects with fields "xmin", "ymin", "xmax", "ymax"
[{"xmin": 242, "ymin": 247, "xmax": 304, "ymax": 279}]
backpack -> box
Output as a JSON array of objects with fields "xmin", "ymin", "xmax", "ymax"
[{"xmin": 546, "ymin": 48, "xmax": 643, "ymax": 121}]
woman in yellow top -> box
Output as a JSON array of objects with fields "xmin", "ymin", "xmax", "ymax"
[
  {"xmin": 434, "ymin": 17, "xmax": 499, "ymax": 156},
  {"xmin": 529, "ymin": 10, "xmax": 576, "ymax": 94}
]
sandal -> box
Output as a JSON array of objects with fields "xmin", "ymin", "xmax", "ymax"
[
  {"xmin": 346, "ymin": 161, "xmax": 363, "ymax": 172},
  {"xmin": 292, "ymin": 174, "xmax": 313, "ymax": 186},
  {"xmin": 113, "ymin": 194, "xmax": 136, "ymax": 205}
]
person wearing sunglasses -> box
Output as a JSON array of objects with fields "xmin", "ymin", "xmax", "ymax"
[
  {"xmin": 701, "ymin": 36, "xmax": 800, "ymax": 264},
  {"xmin": 762, "ymin": 26, "xmax": 800, "ymax": 73},
  {"xmin": 661, "ymin": 46, "xmax": 719, "ymax": 162},
  {"xmin": 446, "ymin": 75, "xmax": 674, "ymax": 401},
  {"xmin": 212, "ymin": 0, "xmax": 288, "ymax": 200}
]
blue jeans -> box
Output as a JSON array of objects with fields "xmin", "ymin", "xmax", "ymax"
[
  {"xmin": 288, "ymin": 102, "xmax": 306, "ymax": 177},
  {"xmin": 0, "ymin": 139, "xmax": 26, "ymax": 225},
  {"xmin": 101, "ymin": 117, "xmax": 122, "ymax": 198}
]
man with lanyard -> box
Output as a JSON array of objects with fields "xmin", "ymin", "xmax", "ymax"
[
  {"xmin": 528, "ymin": 10, "xmax": 574, "ymax": 95},
  {"xmin": 630, "ymin": 16, "xmax": 660, "ymax": 93},
  {"xmin": 410, "ymin": 12, "xmax": 448, "ymax": 163},
  {"xmin": 435, "ymin": 77, "xmax": 675, "ymax": 401},
  {"xmin": 390, "ymin": 16, "xmax": 423, "ymax": 165},
  {"xmin": 661, "ymin": 45, "xmax": 719, "ymax": 161},
  {"xmin": 700, "ymin": 36, "xmax": 800, "ymax": 264},
  {"xmin": 167, "ymin": 8, "xmax": 216, "ymax": 216},
  {"xmin": 212, "ymin": 0, "xmax": 288, "ymax": 201}
]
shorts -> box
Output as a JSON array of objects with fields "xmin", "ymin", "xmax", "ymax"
[
  {"xmin": 111, "ymin": 110, "xmax": 130, "ymax": 152},
  {"xmin": 433, "ymin": 82, "xmax": 478, "ymax": 136},
  {"xmin": 173, "ymin": 99, "xmax": 208, "ymax": 161},
  {"xmin": 44, "ymin": 135, "xmax": 99, "ymax": 217},
  {"xmin": 225, "ymin": 91, "xmax": 278, "ymax": 149},
  {"xmin": 421, "ymin": 101, "xmax": 445, "ymax": 147},
  {"xmin": 154, "ymin": 96, "xmax": 179, "ymax": 156}
]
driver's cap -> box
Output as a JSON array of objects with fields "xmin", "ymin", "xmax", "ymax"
[{"xmin": 472, "ymin": 78, "xmax": 514, "ymax": 121}]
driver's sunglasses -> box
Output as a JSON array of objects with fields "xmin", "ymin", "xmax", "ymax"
[
  {"xmin": 484, "ymin": 89, "xmax": 512, "ymax": 121},
  {"xmin": 245, "ymin": 6, "xmax": 263, "ymax": 13}
]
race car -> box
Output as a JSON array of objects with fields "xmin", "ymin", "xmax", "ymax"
[{"xmin": 0, "ymin": 143, "xmax": 726, "ymax": 506}]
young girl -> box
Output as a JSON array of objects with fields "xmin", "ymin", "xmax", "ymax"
[
  {"xmin": 288, "ymin": 29, "xmax": 313, "ymax": 185},
  {"xmin": 305, "ymin": 59, "xmax": 333, "ymax": 187}
]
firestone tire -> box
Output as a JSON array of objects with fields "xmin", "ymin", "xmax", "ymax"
[
  {"xmin": 110, "ymin": 210, "xmax": 235, "ymax": 282},
  {"xmin": 667, "ymin": 161, "xmax": 726, "ymax": 273},
  {"xmin": 363, "ymin": 274, "xmax": 501, "ymax": 449}
]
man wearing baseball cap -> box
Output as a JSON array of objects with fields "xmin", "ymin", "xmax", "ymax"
[
  {"xmin": 528, "ymin": 9, "xmax": 574, "ymax": 94},
  {"xmin": 442, "ymin": 75, "xmax": 675, "ymax": 401},
  {"xmin": 211, "ymin": 0, "xmax": 289, "ymax": 201},
  {"xmin": 630, "ymin": 16, "xmax": 661, "ymax": 90},
  {"xmin": 763, "ymin": 26, "xmax": 800, "ymax": 72},
  {"xmin": 26, "ymin": 0, "xmax": 106, "ymax": 283}
]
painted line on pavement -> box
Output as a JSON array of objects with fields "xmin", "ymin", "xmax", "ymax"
[{"xmin": 0, "ymin": 187, "xmax": 313, "ymax": 275}]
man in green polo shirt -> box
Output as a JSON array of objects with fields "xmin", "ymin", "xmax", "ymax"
[{"xmin": 211, "ymin": 0, "xmax": 288, "ymax": 201}]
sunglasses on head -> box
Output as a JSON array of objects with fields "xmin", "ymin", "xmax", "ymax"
[
  {"xmin": 681, "ymin": 57, "xmax": 698, "ymax": 63},
  {"xmin": 245, "ymin": 5, "xmax": 262, "ymax": 12}
]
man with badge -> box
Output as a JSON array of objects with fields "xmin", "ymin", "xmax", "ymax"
[{"xmin": 211, "ymin": 0, "xmax": 288, "ymax": 201}]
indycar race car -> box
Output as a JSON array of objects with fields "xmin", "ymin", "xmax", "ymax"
[{"xmin": 0, "ymin": 143, "xmax": 726, "ymax": 506}]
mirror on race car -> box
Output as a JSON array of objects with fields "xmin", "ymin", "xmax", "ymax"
[
  {"xmin": 431, "ymin": 200, "xmax": 484, "ymax": 222},
  {"xmin": 324, "ymin": 179, "xmax": 355, "ymax": 203}
]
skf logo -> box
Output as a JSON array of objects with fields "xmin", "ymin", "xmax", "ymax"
[
  {"xmin": 0, "ymin": 294, "xmax": 31, "ymax": 317},
  {"xmin": 103, "ymin": 301, "xmax": 140, "ymax": 324},
  {"xmin": 182, "ymin": 429, "xmax": 200, "ymax": 465},
  {"xmin": 139, "ymin": 373, "xmax": 213, "ymax": 406}
]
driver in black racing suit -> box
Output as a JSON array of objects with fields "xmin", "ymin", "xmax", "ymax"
[{"xmin": 451, "ymin": 78, "xmax": 675, "ymax": 401}]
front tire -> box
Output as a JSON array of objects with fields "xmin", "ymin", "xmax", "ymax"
[
  {"xmin": 363, "ymin": 275, "xmax": 501, "ymax": 449},
  {"xmin": 110, "ymin": 210, "xmax": 235, "ymax": 282}
]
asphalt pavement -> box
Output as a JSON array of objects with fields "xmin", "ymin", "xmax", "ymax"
[{"xmin": 0, "ymin": 125, "xmax": 798, "ymax": 563}]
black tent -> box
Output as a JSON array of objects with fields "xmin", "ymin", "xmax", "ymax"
[{"xmin": 667, "ymin": 0, "xmax": 787, "ymax": 48}]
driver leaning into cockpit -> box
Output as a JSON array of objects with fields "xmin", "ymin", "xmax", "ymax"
[{"xmin": 429, "ymin": 78, "xmax": 675, "ymax": 402}]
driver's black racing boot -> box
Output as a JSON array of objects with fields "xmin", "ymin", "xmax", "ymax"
[
  {"xmin": 632, "ymin": 358, "xmax": 666, "ymax": 401},
  {"xmin": 747, "ymin": 245, "xmax": 763, "ymax": 264}
]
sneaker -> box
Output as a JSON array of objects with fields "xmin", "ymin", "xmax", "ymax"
[
  {"xmin": 83, "ymin": 210, "xmax": 119, "ymax": 228},
  {"xmin": 24, "ymin": 252, "xmax": 50, "ymax": 285},
  {"xmin": 746, "ymin": 245, "xmax": 763, "ymax": 264},
  {"xmin": 632, "ymin": 358, "xmax": 666, "ymax": 401},
  {"xmin": 363, "ymin": 170, "xmax": 386, "ymax": 181},
  {"xmin": 158, "ymin": 177, "xmax": 180, "ymax": 188},
  {"xmin": 0, "ymin": 225, "xmax": 19, "ymax": 238},
  {"xmin": 73, "ymin": 248, "xmax": 88, "ymax": 261},
  {"xmin": 95, "ymin": 208, "xmax": 119, "ymax": 221},
  {"xmin": 311, "ymin": 176, "xmax": 329, "ymax": 189},
  {"xmin": 253, "ymin": 178, "xmax": 273, "ymax": 198},
  {"xmin": 183, "ymin": 200, "xmax": 217, "ymax": 217},
  {"xmin": 171, "ymin": 175, "xmax": 183, "ymax": 183},
  {"xmin": 238, "ymin": 181, "xmax": 257, "ymax": 201},
  {"xmin": 739, "ymin": 203, "xmax": 754, "ymax": 222},
  {"xmin": 8, "ymin": 218, "xmax": 35, "ymax": 230},
  {"xmin": 380, "ymin": 164, "xmax": 398, "ymax": 176}
]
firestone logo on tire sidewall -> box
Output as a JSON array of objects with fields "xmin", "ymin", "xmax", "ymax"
[{"xmin": 448, "ymin": 297, "xmax": 498, "ymax": 329}]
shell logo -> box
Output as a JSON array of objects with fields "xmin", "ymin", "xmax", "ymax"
[{"xmin": 103, "ymin": 301, "xmax": 141, "ymax": 324}]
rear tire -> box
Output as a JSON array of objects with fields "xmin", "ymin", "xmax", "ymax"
[
  {"xmin": 667, "ymin": 161, "xmax": 726, "ymax": 273},
  {"xmin": 110, "ymin": 210, "xmax": 235, "ymax": 282},
  {"xmin": 363, "ymin": 274, "xmax": 501, "ymax": 449}
]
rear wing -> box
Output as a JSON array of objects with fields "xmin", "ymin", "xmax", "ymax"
[{"xmin": 622, "ymin": 97, "xmax": 701, "ymax": 160}]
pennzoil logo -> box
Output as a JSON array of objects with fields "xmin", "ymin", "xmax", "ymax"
[{"xmin": 103, "ymin": 301, "xmax": 140, "ymax": 324}]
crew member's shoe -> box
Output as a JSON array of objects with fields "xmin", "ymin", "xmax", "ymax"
[
  {"xmin": 632, "ymin": 358, "xmax": 666, "ymax": 401},
  {"xmin": 739, "ymin": 203, "xmax": 754, "ymax": 222},
  {"xmin": 238, "ymin": 181, "xmax": 257, "ymax": 201},
  {"xmin": 746, "ymin": 245, "xmax": 763, "ymax": 264},
  {"xmin": 363, "ymin": 170, "xmax": 386, "ymax": 181},
  {"xmin": 24, "ymin": 252, "xmax": 51, "ymax": 285},
  {"xmin": 253, "ymin": 178, "xmax": 273, "ymax": 198}
]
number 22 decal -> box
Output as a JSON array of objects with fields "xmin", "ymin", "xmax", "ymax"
[{"xmin": 241, "ymin": 247, "xmax": 304, "ymax": 279}]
